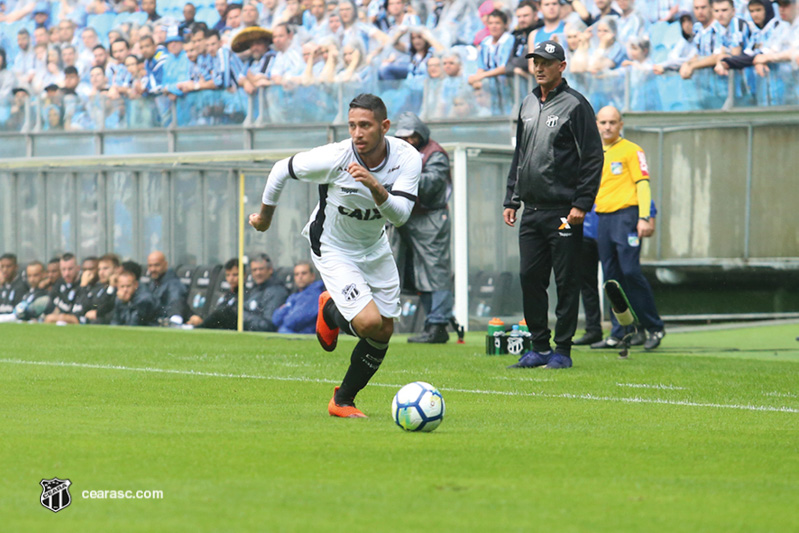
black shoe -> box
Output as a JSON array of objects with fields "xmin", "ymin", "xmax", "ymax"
[
  {"xmin": 573, "ymin": 331, "xmax": 603, "ymax": 346},
  {"xmin": 628, "ymin": 331, "xmax": 646, "ymax": 346},
  {"xmin": 644, "ymin": 330, "xmax": 665, "ymax": 350},
  {"xmin": 408, "ymin": 324, "xmax": 449, "ymax": 344},
  {"xmin": 590, "ymin": 337, "xmax": 622, "ymax": 349}
]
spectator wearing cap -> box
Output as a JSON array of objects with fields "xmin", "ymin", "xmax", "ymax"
[
  {"xmin": 469, "ymin": 9, "xmax": 514, "ymax": 115},
  {"xmin": 272, "ymin": 262, "xmax": 325, "ymax": 334},
  {"xmin": 141, "ymin": 0, "xmax": 160, "ymax": 22}
]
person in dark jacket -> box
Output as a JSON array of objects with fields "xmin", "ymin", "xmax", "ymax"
[
  {"xmin": 145, "ymin": 251, "xmax": 189, "ymax": 325},
  {"xmin": 83, "ymin": 253, "xmax": 119, "ymax": 325},
  {"xmin": 503, "ymin": 40, "xmax": 603, "ymax": 370},
  {"xmin": 242, "ymin": 254, "xmax": 289, "ymax": 332},
  {"xmin": 111, "ymin": 270, "xmax": 157, "ymax": 326},
  {"xmin": 392, "ymin": 111, "xmax": 454, "ymax": 344},
  {"xmin": 1, "ymin": 260, "xmax": 49, "ymax": 323},
  {"xmin": 43, "ymin": 253, "xmax": 82, "ymax": 322},
  {"xmin": 0, "ymin": 253, "xmax": 28, "ymax": 315},
  {"xmin": 189, "ymin": 258, "xmax": 243, "ymax": 330},
  {"xmin": 273, "ymin": 261, "xmax": 325, "ymax": 334}
]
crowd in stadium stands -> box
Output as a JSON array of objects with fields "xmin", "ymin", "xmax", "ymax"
[
  {"xmin": 1, "ymin": 0, "xmax": 798, "ymax": 131},
  {"xmin": 0, "ymin": 251, "xmax": 325, "ymax": 333}
]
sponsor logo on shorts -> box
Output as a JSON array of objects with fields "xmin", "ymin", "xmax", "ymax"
[{"xmin": 342, "ymin": 284, "xmax": 360, "ymax": 302}]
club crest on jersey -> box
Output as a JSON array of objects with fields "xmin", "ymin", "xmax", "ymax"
[
  {"xmin": 338, "ymin": 206, "xmax": 383, "ymax": 221},
  {"xmin": 546, "ymin": 115, "xmax": 559, "ymax": 128},
  {"xmin": 40, "ymin": 478, "xmax": 72, "ymax": 513},
  {"xmin": 342, "ymin": 284, "xmax": 360, "ymax": 302}
]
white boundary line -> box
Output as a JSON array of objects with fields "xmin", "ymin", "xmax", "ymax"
[
  {"xmin": 617, "ymin": 383, "xmax": 687, "ymax": 390},
  {"xmin": 2, "ymin": 358, "xmax": 797, "ymax": 414}
]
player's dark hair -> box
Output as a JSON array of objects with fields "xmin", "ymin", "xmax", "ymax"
[
  {"xmin": 488, "ymin": 9, "xmax": 508, "ymax": 25},
  {"xmin": 517, "ymin": 0, "xmax": 538, "ymax": 12},
  {"xmin": 140, "ymin": 35, "xmax": 155, "ymax": 45},
  {"xmin": 61, "ymin": 253, "xmax": 76, "ymax": 263},
  {"xmin": 99, "ymin": 253, "xmax": 121, "ymax": 267},
  {"xmin": 121, "ymin": 260, "xmax": 142, "ymax": 280},
  {"xmin": 349, "ymin": 93, "xmax": 387, "ymax": 122},
  {"xmin": 111, "ymin": 38, "xmax": 130, "ymax": 49},
  {"xmin": 711, "ymin": 0, "xmax": 733, "ymax": 5},
  {"xmin": 224, "ymin": 258, "xmax": 238, "ymax": 271},
  {"xmin": 48, "ymin": 256, "xmax": 61, "ymax": 265},
  {"xmin": 206, "ymin": 29, "xmax": 221, "ymax": 40},
  {"xmin": 0, "ymin": 253, "xmax": 17, "ymax": 263},
  {"xmin": 64, "ymin": 65, "xmax": 79, "ymax": 76},
  {"xmin": 93, "ymin": 44, "xmax": 107, "ymax": 53},
  {"xmin": 18, "ymin": 28, "xmax": 30, "ymax": 36},
  {"xmin": 82, "ymin": 256, "xmax": 99, "ymax": 264}
]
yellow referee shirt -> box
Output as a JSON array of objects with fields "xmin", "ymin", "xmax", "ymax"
[{"xmin": 595, "ymin": 138, "xmax": 651, "ymax": 218}]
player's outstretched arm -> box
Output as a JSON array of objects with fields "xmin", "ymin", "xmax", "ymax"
[{"xmin": 249, "ymin": 204, "xmax": 276, "ymax": 232}]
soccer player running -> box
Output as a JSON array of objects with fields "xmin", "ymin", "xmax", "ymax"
[{"xmin": 249, "ymin": 94, "xmax": 421, "ymax": 418}]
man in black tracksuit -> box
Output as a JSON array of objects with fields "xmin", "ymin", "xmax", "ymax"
[{"xmin": 503, "ymin": 40, "xmax": 603, "ymax": 370}]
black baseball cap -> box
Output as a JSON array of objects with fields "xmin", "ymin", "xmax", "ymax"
[{"xmin": 526, "ymin": 40, "xmax": 565, "ymax": 61}]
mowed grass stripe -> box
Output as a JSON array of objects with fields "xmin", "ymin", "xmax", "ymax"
[{"xmin": 3, "ymin": 357, "xmax": 798, "ymax": 414}]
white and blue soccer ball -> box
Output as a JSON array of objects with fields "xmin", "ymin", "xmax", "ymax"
[{"xmin": 391, "ymin": 381, "xmax": 445, "ymax": 432}]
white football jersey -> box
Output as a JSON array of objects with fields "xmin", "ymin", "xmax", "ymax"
[{"xmin": 284, "ymin": 137, "xmax": 421, "ymax": 254}]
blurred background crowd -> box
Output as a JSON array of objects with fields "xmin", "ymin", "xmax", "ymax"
[{"xmin": 1, "ymin": 0, "xmax": 798, "ymax": 131}]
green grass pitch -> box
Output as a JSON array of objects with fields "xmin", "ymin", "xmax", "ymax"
[{"xmin": 2, "ymin": 322, "xmax": 798, "ymax": 532}]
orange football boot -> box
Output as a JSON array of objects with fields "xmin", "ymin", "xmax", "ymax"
[
  {"xmin": 328, "ymin": 387, "xmax": 367, "ymax": 418},
  {"xmin": 316, "ymin": 291, "xmax": 339, "ymax": 352}
]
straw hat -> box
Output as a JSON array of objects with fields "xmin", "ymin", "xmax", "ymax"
[{"xmin": 231, "ymin": 26, "xmax": 273, "ymax": 53}]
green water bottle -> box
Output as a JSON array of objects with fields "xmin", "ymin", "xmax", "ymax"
[{"xmin": 486, "ymin": 318, "xmax": 505, "ymax": 355}]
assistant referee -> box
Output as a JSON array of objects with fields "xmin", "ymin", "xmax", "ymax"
[{"xmin": 503, "ymin": 40, "xmax": 604, "ymax": 369}]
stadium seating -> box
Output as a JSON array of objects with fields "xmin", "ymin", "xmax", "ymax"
[
  {"xmin": 205, "ymin": 265, "xmax": 233, "ymax": 317},
  {"xmin": 187, "ymin": 264, "xmax": 221, "ymax": 318}
]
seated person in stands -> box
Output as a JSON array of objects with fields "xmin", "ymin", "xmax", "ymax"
[
  {"xmin": 111, "ymin": 269, "xmax": 157, "ymax": 326},
  {"xmin": 242, "ymin": 254, "xmax": 289, "ymax": 332},
  {"xmin": 83, "ymin": 253, "xmax": 119, "ymax": 325},
  {"xmin": 43, "ymin": 257, "xmax": 61, "ymax": 291},
  {"xmin": 0, "ymin": 253, "xmax": 27, "ymax": 315},
  {"xmin": 43, "ymin": 253, "xmax": 83, "ymax": 323},
  {"xmin": 188, "ymin": 258, "xmax": 240, "ymax": 329},
  {"xmin": 6, "ymin": 261, "xmax": 51, "ymax": 322},
  {"xmin": 272, "ymin": 261, "xmax": 325, "ymax": 334},
  {"xmin": 144, "ymin": 251, "xmax": 188, "ymax": 325},
  {"xmin": 58, "ymin": 256, "xmax": 103, "ymax": 325},
  {"xmin": 588, "ymin": 16, "xmax": 628, "ymax": 74}
]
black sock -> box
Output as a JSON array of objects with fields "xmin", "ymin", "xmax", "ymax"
[
  {"xmin": 323, "ymin": 298, "xmax": 358, "ymax": 337},
  {"xmin": 335, "ymin": 338, "xmax": 388, "ymax": 406}
]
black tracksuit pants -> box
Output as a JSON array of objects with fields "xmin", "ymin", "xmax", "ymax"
[{"xmin": 519, "ymin": 206, "xmax": 583, "ymax": 356}]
